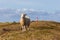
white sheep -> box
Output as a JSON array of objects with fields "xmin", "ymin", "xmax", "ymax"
[{"xmin": 20, "ymin": 13, "xmax": 30, "ymax": 31}]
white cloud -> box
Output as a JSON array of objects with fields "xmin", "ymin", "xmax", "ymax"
[
  {"xmin": 21, "ymin": 8, "xmax": 28, "ymax": 11},
  {"xmin": 29, "ymin": 9, "xmax": 35, "ymax": 12},
  {"xmin": 16, "ymin": 9, "xmax": 21, "ymax": 13},
  {"xmin": 0, "ymin": 8, "xmax": 60, "ymax": 22}
]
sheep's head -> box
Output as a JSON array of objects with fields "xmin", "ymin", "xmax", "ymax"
[{"xmin": 21, "ymin": 13, "xmax": 27, "ymax": 18}]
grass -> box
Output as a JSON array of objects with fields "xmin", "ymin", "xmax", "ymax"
[{"xmin": 0, "ymin": 21, "xmax": 60, "ymax": 40}]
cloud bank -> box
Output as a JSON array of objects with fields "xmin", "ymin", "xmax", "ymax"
[{"xmin": 0, "ymin": 8, "xmax": 60, "ymax": 22}]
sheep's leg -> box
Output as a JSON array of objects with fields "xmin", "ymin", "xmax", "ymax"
[
  {"xmin": 21, "ymin": 26, "xmax": 23, "ymax": 30},
  {"xmin": 27, "ymin": 27, "xmax": 30, "ymax": 30},
  {"xmin": 22, "ymin": 26, "xmax": 26, "ymax": 32},
  {"xmin": 23, "ymin": 26, "xmax": 26, "ymax": 31},
  {"xmin": 25, "ymin": 26, "xmax": 30, "ymax": 31}
]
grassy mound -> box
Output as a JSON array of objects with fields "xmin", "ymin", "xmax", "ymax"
[{"xmin": 0, "ymin": 21, "xmax": 60, "ymax": 40}]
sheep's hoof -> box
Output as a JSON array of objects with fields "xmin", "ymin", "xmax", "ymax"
[{"xmin": 22, "ymin": 29, "xmax": 26, "ymax": 32}]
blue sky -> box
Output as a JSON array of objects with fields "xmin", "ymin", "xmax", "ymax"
[
  {"xmin": 0, "ymin": 0, "xmax": 60, "ymax": 11},
  {"xmin": 0, "ymin": 0, "xmax": 60, "ymax": 22}
]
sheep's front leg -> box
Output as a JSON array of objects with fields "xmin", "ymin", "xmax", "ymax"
[{"xmin": 22, "ymin": 26, "xmax": 26, "ymax": 32}]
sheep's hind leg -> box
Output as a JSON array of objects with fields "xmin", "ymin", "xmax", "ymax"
[
  {"xmin": 27, "ymin": 27, "xmax": 30, "ymax": 31},
  {"xmin": 26, "ymin": 26, "xmax": 30, "ymax": 31}
]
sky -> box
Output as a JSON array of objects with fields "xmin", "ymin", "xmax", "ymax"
[
  {"xmin": 0, "ymin": 0, "xmax": 60, "ymax": 22},
  {"xmin": 0, "ymin": 0, "xmax": 60, "ymax": 11}
]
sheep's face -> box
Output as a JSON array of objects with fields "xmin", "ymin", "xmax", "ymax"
[{"xmin": 21, "ymin": 14, "xmax": 26, "ymax": 18}]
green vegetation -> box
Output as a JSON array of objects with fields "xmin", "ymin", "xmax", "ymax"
[{"xmin": 0, "ymin": 21, "xmax": 60, "ymax": 40}]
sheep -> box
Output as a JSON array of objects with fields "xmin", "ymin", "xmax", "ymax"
[{"xmin": 20, "ymin": 13, "xmax": 30, "ymax": 31}]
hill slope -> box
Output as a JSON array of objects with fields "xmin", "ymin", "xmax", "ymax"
[{"xmin": 0, "ymin": 21, "xmax": 60, "ymax": 40}]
